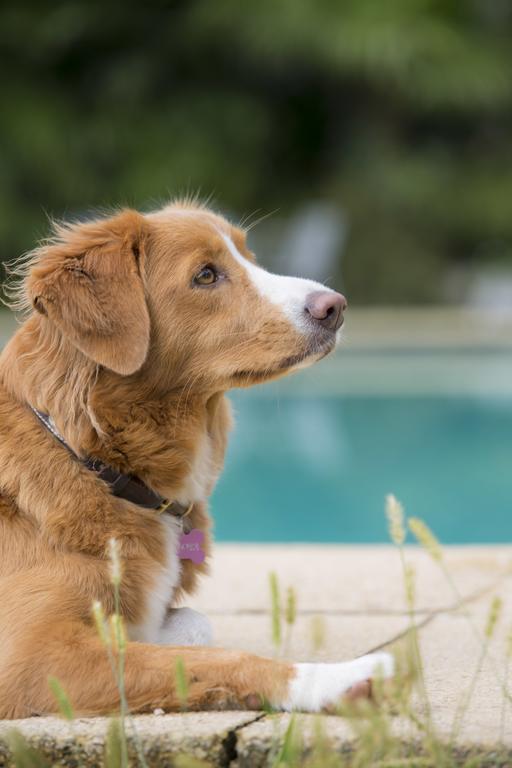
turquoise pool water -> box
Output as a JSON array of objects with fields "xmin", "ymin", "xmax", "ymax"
[{"xmin": 211, "ymin": 391, "xmax": 512, "ymax": 543}]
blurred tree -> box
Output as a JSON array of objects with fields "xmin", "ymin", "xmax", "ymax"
[{"xmin": 0, "ymin": 0, "xmax": 510, "ymax": 303}]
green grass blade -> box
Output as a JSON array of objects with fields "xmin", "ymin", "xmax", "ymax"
[
  {"xmin": 269, "ymin": 571, "xmax": 281, "ymax": 650},
  {"xmin": 104, "ymin": 718, "xmax": 125, "ymax": 768},
  {"xmin": 47, "ymin": 676, "xmax": 74, "ymax": 721},
  {"xmin": 4, "ymin": 730, "xmax": 50, "ymax": 768},
  {"xmin": 175, "ymin": 656, "xmax": 189, "ymax": 710}
]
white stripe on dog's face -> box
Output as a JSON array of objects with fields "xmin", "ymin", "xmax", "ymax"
[{"xmin": 221, "ymin": 233, "xmax": 332, "ymax": 334}]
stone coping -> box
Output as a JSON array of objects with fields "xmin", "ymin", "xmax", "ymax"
[{"xmin": 0, "ymin": 544, "xmax": 510, "ymax": 766}]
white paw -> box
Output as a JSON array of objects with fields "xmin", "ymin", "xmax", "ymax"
[
  {"xmin": 281, "ymin": 652, "xmax": 394, "ymax": 712},
  {"xmin": 157, "ymin": 607, "xmax": 213, "ymax": 647}
]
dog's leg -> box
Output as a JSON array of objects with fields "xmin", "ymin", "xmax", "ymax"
[
  {"xmin": 1, "ymin": 614, "xmax": 393, "ymax": 717},
  {"xmin": 157, "ymin": 608, "xmax": 213, "ymax": 646}
]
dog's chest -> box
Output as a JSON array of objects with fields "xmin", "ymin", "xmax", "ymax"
[
  {"xmin": 127, "ymin": 434, "xmax": 214, "ymax": 643},
  {"xmin": 175, "ymin": 434, "xmax": 216, "ymax": 505}
]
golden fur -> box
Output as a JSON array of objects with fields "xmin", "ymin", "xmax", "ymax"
[{"xmin": 0, "ymin": 201, "xmax": 352, "ymax": 717}]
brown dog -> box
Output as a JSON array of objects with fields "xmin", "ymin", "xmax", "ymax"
[{"xmin": 0, "ymin": 201, "xmax": 392, "ymax": 718}]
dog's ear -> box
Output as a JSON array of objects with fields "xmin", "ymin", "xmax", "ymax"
[{"xmin": 27, "ymin": 209, "xmax": 150, "ymax": 375}]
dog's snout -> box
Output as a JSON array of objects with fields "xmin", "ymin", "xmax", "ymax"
[{"xmin": 304, "ymin": 291, "xmax": 347, "ymax": 331}]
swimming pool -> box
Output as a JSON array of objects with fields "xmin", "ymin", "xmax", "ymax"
[
  {"xmin": 212, "ymin": 347, "xmax": 512, "ymax": 544},
  {"xmin": 1, "ymin": 310, "xmax": 510, "ymax": 543}
]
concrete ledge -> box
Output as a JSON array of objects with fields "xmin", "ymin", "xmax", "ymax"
[
  {"xmin": 0, "ymin": 712, "xmax": 261, "ymax": 767},
  {"xmin": 0, "ymin": 545, "xmax": 511, "ymax": 766},
  {"xmin": 1, "ymin": 710, "xmax": 510, "ymax": 767},
  {"xmin": 235, "ymin": 714, "xmax": 512, "ymax": 768}
]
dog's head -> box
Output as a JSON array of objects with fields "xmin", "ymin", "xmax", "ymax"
[{"xmin": 25, "ymin": 202, "xmax": 346, "ymax": 390}]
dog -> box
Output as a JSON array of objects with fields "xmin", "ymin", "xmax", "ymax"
[{"xmin": 0, "ymin": 201, "xmax": 392, "ymax": 718}]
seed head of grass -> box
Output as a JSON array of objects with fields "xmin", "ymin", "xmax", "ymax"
[
  {"xmin": 110, "ymin": 614, "xmax": 126, "ymax": 653},
  {"xmin": 92, "ymin": 600, "xmax": 111, "ymax": 648},
  {"xmin": 269, "ymin": 571, "xmax": 282, "ymax": 650},
  {"xmin": 285, "ymin": 587, "xmax": 297, "ymax": 627},
  {"xmin": 386, "ymin": 494, "xmax": 406, "ymax": 546},
  {"xmin": 408, "ymin": 518, "xmax": 442, "ymax": 563},
  {"xmin": 108, "ymin": 537, "xmax": 122, "ymax": 586},
  {"xmin": 485, "ymin": 596, "xmax": 502, "ymax": 640},
  {"xmin": 310, "ymin": 615, "xmax": 326, "ymax": 653}
]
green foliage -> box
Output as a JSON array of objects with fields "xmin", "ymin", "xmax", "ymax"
[
  {"xmin": 1, "ymin": 500, "xmax": 511, "ymax": 766},
  {"xmin": 0, "ymin": 0, "xmax": 510, "ymax": 302},
  {"xmin": 174, "ymin": 756, "xmax": 214, "ymax": 768},
  {"xmin": 47, "ymin": 676, "xmax": 74, "ymax": 721},
  {"xmin": 104, "ymin": 718, "xmax": 125, "ymax": 768},
  {"xmin": 264, "ymin": 499, "xmax": 512, "ymax": 767},
  {"xmin": 272, "ymin": 714, "xmax": 302, "ymax": 767},
  {"xmin": 175, "ymin": 656, "xmax": 189, "ymax": 710},
  {"xmin": 269, "ymin": 570, "xmax": 282, "ymax": 651},
  {"xmin": 285, "ymin": 586, "xmax": 297, "ymax": 628},
  {"xmin": 3, "ymin": 730, "xmax": 50, "ymax": 768}
]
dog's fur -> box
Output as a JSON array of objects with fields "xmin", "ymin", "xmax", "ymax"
[{"xmin": 0, "ymin": 201, "xmax": 392, "ymax": 718}]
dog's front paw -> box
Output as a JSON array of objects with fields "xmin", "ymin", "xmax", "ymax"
[{"xmin": 280, "ymin": 652, "xmax": 394, "ymax": 712}]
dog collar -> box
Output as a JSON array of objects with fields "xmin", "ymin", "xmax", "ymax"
[{"xmin": 29, "ymin": 406, "xmax": 193, "ymax": 529}]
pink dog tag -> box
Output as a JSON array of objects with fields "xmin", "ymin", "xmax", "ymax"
[{"xmin": 178, "ymin": 529, "xmax": 205, "ymax": 564}]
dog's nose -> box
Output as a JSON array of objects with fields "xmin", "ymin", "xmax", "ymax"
[{"xmin": 304, "ymin": 291, "xmax": 347, "ymax": 331}]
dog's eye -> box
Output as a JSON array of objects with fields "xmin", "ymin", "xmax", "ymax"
[{"xmin": 194, "ymin": 265, "xmax": 218, "ymax": 286}]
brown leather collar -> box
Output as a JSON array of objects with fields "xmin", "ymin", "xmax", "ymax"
[{"xmin": 30, "ymin": 406, "xmax": 193, "ymax": 528}]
